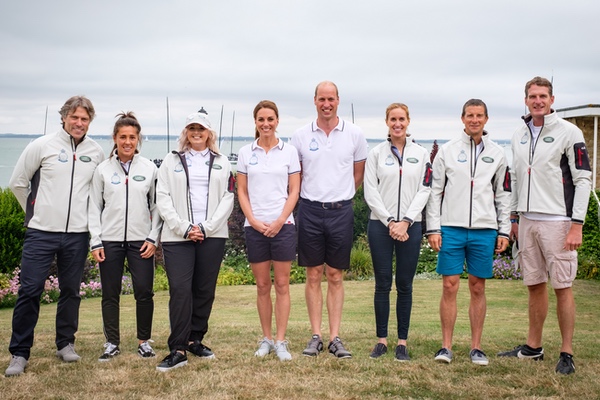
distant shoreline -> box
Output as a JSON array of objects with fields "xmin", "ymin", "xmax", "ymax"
[{"xmin": 0, "ymin": 133, "xmax": 511, "ymax": 145}]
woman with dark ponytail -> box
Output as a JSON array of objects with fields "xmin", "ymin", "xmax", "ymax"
[{"xmin": 89, "ymin": 112, "xmax": 162, "ymax": 362}]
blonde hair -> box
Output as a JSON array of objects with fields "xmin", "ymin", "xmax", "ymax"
[{"xmin": 178, "ymin": 125, "xmax": 220, "ymax": 154}]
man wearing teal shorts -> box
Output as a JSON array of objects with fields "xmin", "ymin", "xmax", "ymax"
[{"xmin": 426, "ymin": 99, "xmax": 511, "ymax": 366}]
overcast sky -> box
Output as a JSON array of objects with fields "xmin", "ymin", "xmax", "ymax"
[{"xmin": 1, "ymin": 0, "xmax": 599, "ymax": 142}]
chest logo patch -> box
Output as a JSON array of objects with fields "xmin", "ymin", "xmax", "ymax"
[
  {"xmin": 58, "ymin": 149, "xmax": 69, "ymax": 163},
  {"xmin": 543, "ymin": 137, "xmax": 555, "ymax": 143},
  {"xmin": 79, "ymin": 155, "xmax": 92, "ymax": 162},
  {"xmin": 481, "ymin": 156, "xmax": 494, "ymax": 163},
  {"xmin": 309, "ymin": 138, "xmax": 319, "ymax": 152},
  {"xmin": 132, "ymin": 175, "xmax": 146, "ymax": 181},
  {"xmin": 457, "ymin": 150, "xmax": 467, "ymax": 163},
  {"xmin": 406, "ymin": 157, "xmax": 419, "ymax": 164},
  {"xmin": 111, "ymin": 172, "xmax": 121, "ymax": 185}
]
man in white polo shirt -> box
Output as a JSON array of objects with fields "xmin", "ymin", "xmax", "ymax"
[{"xmin": 291, "ymin": 81, "xmax": 368, "ymax": 358}]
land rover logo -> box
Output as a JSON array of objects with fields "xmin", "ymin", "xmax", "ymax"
[
  {"xmin": 79, "ymin": 156, "xmax": 92, "ymax": 162},
  {"xmin": 132, "ymin": 175, "xmax": 146, "ymax": 181},
  {"xmin": 212, "ymin": 164, "xmax": 223, "ymax": 170},
  {"xmin": 481, "ymin": 156, "xmax": 494, "ymax": 163},
  {"xmin": 406, "ymin": 157, "xmax": 419, "ymax": 163},
  {"xmin": 543, "ymin": 137, "xmax": 555, "ymax": 143}
]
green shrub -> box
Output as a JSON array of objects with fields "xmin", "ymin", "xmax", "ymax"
[
  {"xmin": 0, "ymin": 188, "xmax": 25, "ymax": 273},
  {"xmin": 578, "ymin": 190, "xmax": 600, "ymax": 280},
  {"xmin": 153, "ymin": 265, "xmax": 169, "ymax": 292},
  {"xmin": 346, "ymin": 234, "xmax": 373, "ymax": 280}
]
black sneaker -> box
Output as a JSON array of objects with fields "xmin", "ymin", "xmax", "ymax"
[
  {"xmin": 188, "ymin": 340, "xmax": 215, "ymax": 359},
  {"xmin": 395, "ymin": 345, "xmax": 410, "ymax": 362},
  {"xmin": 302, "ymin": 334, "xmax": 324, "ymax": 357},
  {"xmin": 156, "ymin": 351, "xmax": 188, "ymax": 372},
  {"xmin": 328, "ymin": 337, "xmax": 352, "ymax": 359},
  {"xmin": 555, "ymin": 352, "xmax": 575, "ymax": 375},
  {"xmin": 138, "ymin": 341, "xmax": 156, "ymax": 358},
  {"xmin": 497, "ymin": 344, "xmax": 544, "ymax": 360},
  {"xmin": 369, "ymin": 343, "xmax": 388, "ymax": 359},
  {"xmin": 98, "ymin": 343, "xmax": 120, "ymax": 362}
]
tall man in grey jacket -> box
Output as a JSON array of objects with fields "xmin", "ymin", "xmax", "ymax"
[
  {"xmin": 5, "ymin": 96, "xmax": 105, "ymax": 377},
  {"xmin": 498, "ymin": 77, "xmax": 592, "ymax": 375}
]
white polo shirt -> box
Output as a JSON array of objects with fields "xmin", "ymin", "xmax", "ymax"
[
  {"xmin": 186, "ymin": 148, "xmax": 210, "ymax": 224},
  {"xmin": 291, "ymin": 118, "xmax": 368, "ymax": 202},
  {"xmin": 237, "ymin": 138, "xmax": 301, "ymax": 226}
]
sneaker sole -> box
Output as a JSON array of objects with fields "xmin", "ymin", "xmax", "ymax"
[
  {"xmin": 434, "ymin": 356, "xmax": 452, "ymax": 363},
  {"xmin": 156, "ymin": 360, "xmax": 188, "ymax": 372},
  {"xmin": 330, "ymin": 353, "xmax": 352, "ymax": 359},
  {"xmin": 472, "ymin": 359, "xmax": 489, "ymax": 366},
  {"xmin": 394, "ymin": 358, "xmax": 410, "ymax": 362},
  {"xmin": 517, "ymin": 351, "xmax": 544, "ymax": 361},
  {"xmin": 138, "ymin": 354, "xmax": 156, "ymax": 358}
]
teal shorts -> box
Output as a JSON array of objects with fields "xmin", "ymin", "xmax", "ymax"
[{"xmin": 436, "ymin": 226, "xmax": 497, "ymax": 278}]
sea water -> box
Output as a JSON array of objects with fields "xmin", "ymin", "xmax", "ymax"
[{"xmin": 0, "ymin": 135, "xmax": 511, "ymax": 188}]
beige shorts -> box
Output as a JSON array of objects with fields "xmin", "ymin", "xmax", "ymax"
[{"xmin": 517, "ymin": 218, "xmax": 577, "ymax": 289}]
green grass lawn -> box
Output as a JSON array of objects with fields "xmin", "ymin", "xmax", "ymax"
[{"xmin": 1, "ymin": 279, "xmax": 599, "ymax": 399}]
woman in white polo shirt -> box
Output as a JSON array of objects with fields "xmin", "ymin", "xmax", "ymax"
[
  {"xmin": 155, "ymin": 111, "xmax": 234, "ymax": 371},
  {"xmin": 89, "ymin": 112, "xmax": 162, "ymax": 361},
  {"xmin": 237, "ymin": 100, "xmax": 300, "ymax": 361},
  {"xmin": 363, "ymin": 103, "xmax": 432, "ymax": 361}
]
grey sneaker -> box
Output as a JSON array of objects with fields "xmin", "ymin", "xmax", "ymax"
[
  {"xmin": 328, "ymin": 337, "xmax": 352, "ymax": 359},
  {"xmin": 254, "ymin": 337, "xmax": 275, "ymax": 357},
  {"xmin": 470, "ymin": 349, "xmax": 489, "ymax": 366},
  {"xmin": 5, "ymin": 355, "xmax": 28, "ymax": 377},
  {"xmin": 98, "ymin": 342, "xmax": 120, "ymax": 362},
  {"xmin": 302, "ymin": 334, "xmax": 323, "ymax": 357},
  {"xmin": 56, "ymin": 343, "xmax": 81, "ymax": 362},
  {"xmin": 274, "ymin": 340, "xmax": 292, "ymax": 361},
  {"xmin": 434, "ymin": 348, "xmax": 453, "ymax": 363}
]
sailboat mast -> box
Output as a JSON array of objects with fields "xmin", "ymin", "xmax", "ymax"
[
  {"xmin": 230, "ymin": 111, "xmax": 235, "ymax": 155},
  {"xmin": 166, "ymin": 97, "xmax": 170, "ymax": 153},
  {"xmin": 218, "ymin": 105, "xmax": 224, "ymax": 147},
  {"xmin": 43, "ymin": 106, "xmax": 48, "ymax": 135}
]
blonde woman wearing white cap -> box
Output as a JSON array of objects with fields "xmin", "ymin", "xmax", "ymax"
[{"xmin": 155, "ymin": 110, "xmax": 234, "ymax": 371}]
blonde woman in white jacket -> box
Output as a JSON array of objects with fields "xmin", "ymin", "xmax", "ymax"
[
  {"xmin": 364, "ymin": 103, "xmax": 432, "ymax": 361},
  {"xmin": 155, "ymin": 111, "xmax": 234, "ymax": 372}
]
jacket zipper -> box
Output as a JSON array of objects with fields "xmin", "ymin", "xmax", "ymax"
[
  {"xmin": 122, "ymin": 161, "xmax": 130, "ymax": 242},
  {"xmin": 526, "ymin": 125, "xmax": 542, "ymax": 213},
  {"xmin": 65, "ymin": 138, "xmax": 77, "ymax": 231}
]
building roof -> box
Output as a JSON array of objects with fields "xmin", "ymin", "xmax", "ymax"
[{"xmin": 556, "ymin": 104, "xmax": 600, "ymax": 118}]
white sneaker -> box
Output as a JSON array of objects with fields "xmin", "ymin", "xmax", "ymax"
[
  {"xmin": 275, "ymin": 340, "xmax": 292, "ymax": 361},
  {"xmin": 5, "ymin": 355, "xmax": 28, "ymax": 377},
  {"xmin": 56, "ymin": 343, "xmax": 81, "ymax": 362},
  {"xmin": 254, "ymin": 337, "xmax": 274, "ymax": 357}
]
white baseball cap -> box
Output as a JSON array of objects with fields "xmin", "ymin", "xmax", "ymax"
[{"xmin": 185, "ymin": 112, "xmax": 212, "ymax": 130}]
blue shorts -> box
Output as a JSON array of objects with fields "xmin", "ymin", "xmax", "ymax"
[
  {"xmin": 244, "ymin": 223, "xmax": 297, "ymax": 263},
  {"xmin": 436, "ymin": 226, "xmax": 497, "ymax": 278}
]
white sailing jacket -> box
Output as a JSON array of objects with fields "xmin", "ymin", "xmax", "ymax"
[
  {"xmin": 156, "ymin": 150, "xmax": 234, "ymax": 242},
  {"xmin": 510, "ymin": 111, "xmax": 592, "ymax": 223},
  {"xmin": 88, "ymin": 153, "xmax": 162, "ymax": 250},
  {"xmin": 9, "ymin": 129, "xmax": 105, "ymax": 233},
  {"xmin": 364, "ymin": 137, "xmax": 432, "ymax": 226},
  {"xmin": 426, "ymin": 131, "xmax": 511, "ymax": 237}
]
